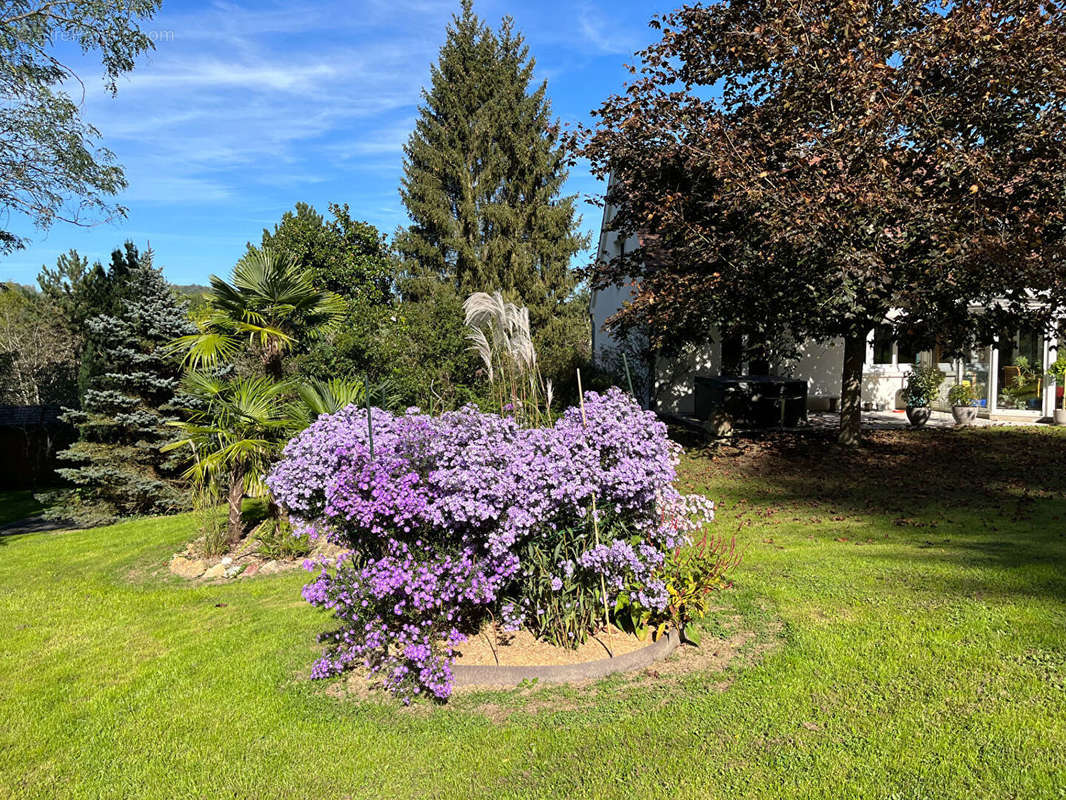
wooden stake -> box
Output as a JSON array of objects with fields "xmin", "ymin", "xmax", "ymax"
[
  {"xmin": 364, "ymin": 374, "xmax": 374, "ymax": 461},
  {"xmin": 577, "ymin": 368, "xmax": 611, "ymax": 630}
]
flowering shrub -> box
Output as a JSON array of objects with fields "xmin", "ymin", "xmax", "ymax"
[{"xmin": 267, "ymin": 387, "xmax": 714, "ymax": 701}]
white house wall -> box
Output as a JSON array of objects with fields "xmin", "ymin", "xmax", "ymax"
[
  {"xmin": 590, "ymin": 281, "xmax": 637, "ymax": 360},
  {"xmin": 590, "ymin": 197, "xmax": 910, "ymax": 415},
  {"xmin": 592, "ymin": 279, "xmax": 911, "ymax": 414},
  {"xmin": 786, "ymin": 339, "xmax": 844, "ymax": 410},
  {"xmin": 654, "ymin": 341, "xmax": 721, "ymax": 415},
  {"xmin": 589, "ymin": 210, "xmax": 641, "ymax": 361},
  {"xmin": 649, "ymin": 337, "xmax": 905, "ymax": 415}
]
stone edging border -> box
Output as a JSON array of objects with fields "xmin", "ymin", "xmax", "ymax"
[{"xmin": 451, "ymin": 627, "xmax": 681, "ymax": 688}]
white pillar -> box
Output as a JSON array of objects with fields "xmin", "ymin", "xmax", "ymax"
[
  {"xmin": 1045, "ymin": 333, "xmax": 1059, "ymax": 418},
  {"xmin": 989, "ymin": 345, "xmax": 999, "ymax": 413}
]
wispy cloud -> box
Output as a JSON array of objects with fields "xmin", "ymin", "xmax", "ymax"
[
  {"xmin": 575, "ymin": 2, "xmax": 645, "ymax": 56},
  {"xmin": 2, "ymin": 0, "xmax": 676, "ymax": 284},
  {"xmin": 70, "ymin": 0, "xmax": 447, "ymax": 209}
]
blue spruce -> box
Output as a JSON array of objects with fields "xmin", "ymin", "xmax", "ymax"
[{"xmin": 42, "ymin": 246, "xmax": 196, "ymax": 526}]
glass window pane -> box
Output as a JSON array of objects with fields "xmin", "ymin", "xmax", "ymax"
[
  {"xmin": 962, "ymin": 348, "xmax": 990, "ymax": 409},
  {"xmin": 897, "ymin": 338, "xmax": 919, "ymax": 366},
  {"xmin": 997, "ymin": 328, "xmax": 1043, "ymax": 410},
  {"xmin": 872, "ymin": 326, "xmax": 894, "ymax": 365}
]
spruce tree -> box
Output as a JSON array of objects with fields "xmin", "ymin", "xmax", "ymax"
[
  {"xmin": 397, "ymin": 1, "xmax": 586, "ymax": 334},
  {"xmin": 38, "ymin": 242, "xmax": 140, "ymax": 400},
  {"xmin": 43, "ymin": 247, "xmax": 195, "ymax": 526}
]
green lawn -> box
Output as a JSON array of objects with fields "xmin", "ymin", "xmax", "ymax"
[
  {"xmin": 2, "ymin": 427, "xmax": 1065, "ymax": 799},
  {"xmin": 0, "ymin": 490, "xmax": 42, "ymax": 526}
]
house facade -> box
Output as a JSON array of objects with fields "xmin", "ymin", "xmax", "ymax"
[{"xmin": 591, "ymin": 211, "xmax": 1061, "ymax": 423}]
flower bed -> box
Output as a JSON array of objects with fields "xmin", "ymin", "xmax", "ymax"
[{"xmin": 267, "ymin": 388, "xmax": 714, "ymax": 701}]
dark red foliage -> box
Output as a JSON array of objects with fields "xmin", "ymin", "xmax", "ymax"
[{"xmin": 574, "ymin": 0, "xmax": 1066, "ymax": 443}]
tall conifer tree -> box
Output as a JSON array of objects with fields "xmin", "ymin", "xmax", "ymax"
[
  {"xmin": 398, "ymin": 1, "xmax": 586, "ymax": 333},
  {"xmin": 43, "ymin": 246, "xmax": 195, "ymax": 526}
]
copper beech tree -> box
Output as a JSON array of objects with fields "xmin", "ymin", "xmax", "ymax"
[{"xmin": 575, "ymin": 0, "xmax": 1066, "ymax": 444}]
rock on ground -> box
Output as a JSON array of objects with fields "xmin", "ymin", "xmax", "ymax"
[
  {"xmin": 170, "ymin": 556, "xmax": 207, "ymax": 579},
  {"xmin": 202, "ymin": 563, "xmax": 227, "ymax": 580}
]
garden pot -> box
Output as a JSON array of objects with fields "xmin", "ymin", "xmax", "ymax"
[
  {"xmin": 1054, "ymin": 408, "xmax": 1066, "ymax": 426},
  {"xmin": 951, "ymin": 406, "xmax": 977, "ymax": 426},
  {"xmin": 906, "ymin": 406, "xmax": 931, "ymax": 428}
]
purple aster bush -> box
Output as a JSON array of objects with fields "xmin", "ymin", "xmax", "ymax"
[{"xmin": 267, "ymin": 386, "xmax": 714, "ymax": 701}]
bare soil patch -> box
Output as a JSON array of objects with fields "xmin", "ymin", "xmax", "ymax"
[
  {"xmin": 312, "ymin": 611, "xmax": 782, "ymax": 719},
  {"xmin": 454, "ymin": 624, "xmax": 771, "ymax": 721},
  {"xmin": 453, "ymin": 624, "xmax": 646, "ymax": 667}
]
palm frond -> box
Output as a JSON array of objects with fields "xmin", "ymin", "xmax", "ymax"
[
  {"xmin": 167, "ymin": 374, "xmax": 305, "ymax": 493},
  {"xmin": 298, "ymin": 377, "xmax": 367, "ymax": 417},
  {"xmin": 168, "ymin": 331, "xmax": 243, "ymax": 369},
  {"xmin": 188, "ymin": 247, "xmax": 347, "ymax": 367}
]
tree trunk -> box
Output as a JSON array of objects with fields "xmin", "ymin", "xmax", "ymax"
[
  {"xmin": 227, "ymin": 463, "xmax": 246, "ymax": 546},
  {"xmin": 838, "ymin": 332, "xmax": 866, "ymax": 446},
  {"xmin": 263, "ymin": 346, "xmax": 284, "ymax": 382}
]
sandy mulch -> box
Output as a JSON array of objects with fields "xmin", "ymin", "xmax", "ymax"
[
  {"xmin": 452, "ymin": 625, "xmax": 648, "ymax": 667},
  {"xmin": 316, "ymin": 615, "xmax": 779, "ymax": 715}
]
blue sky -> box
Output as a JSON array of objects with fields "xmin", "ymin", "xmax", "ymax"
[{"xmin": 1, "ymin": 0, "xmax": 677, "ymax": 286}]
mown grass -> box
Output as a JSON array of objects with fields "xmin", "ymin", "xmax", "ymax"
[
  {"xmin": 0, "ymin": 490, "xmax": 42, "ymax": 526},
  {"xmin": 2, "ymin": 426, "xmax": 1065, "ymax": 799}
]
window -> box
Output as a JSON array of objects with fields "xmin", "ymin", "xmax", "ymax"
[
  {"xmin": 997, "ymin": 327, "xmax": 1044, "ymax": 410},
  {"xmin": 896, "ymin": 338, "xmax": 919, "ymax": 366},
  {"xmin": 872, "ymin": 325, "xmax": 894, "ymax": 365}
]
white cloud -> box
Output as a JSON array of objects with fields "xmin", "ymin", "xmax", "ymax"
[
  {"xmin": 575, "ymin": 3, "xmax": 645, "ymax": 56},
  {"xmin": 122, "ymin": 60, "xmax": 341, "ymax": 93},
  {"xmin": 66, "ymin": 0, "xmax": 450, "ymax": 208}
]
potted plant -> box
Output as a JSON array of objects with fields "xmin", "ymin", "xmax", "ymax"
[
  {"xmin": 947, "ymin": 383, "xmax": 978, "ymax": 426},
  {"xmin": 904, "ymin": 363, "xmax": 945, "ymax": 428},
  {"xmin": 1046, "ymin": 352, "xmax": 1066, "ymax": 425}
]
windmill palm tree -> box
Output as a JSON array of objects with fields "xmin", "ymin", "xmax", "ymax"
[
  {"xmin": 167, "ymin": 373, "xmax": 387, "ymax": 545},
  {"xmin": 164, "ymin": 373, "xmax": 302, "ymax": 545},
  {"xmin": 296, "ymin": 376, "xmax": 403, "ymax": 420},
  {"xmin": 171, "ymin": 247, "xmax": 347, "ymax": 380}
]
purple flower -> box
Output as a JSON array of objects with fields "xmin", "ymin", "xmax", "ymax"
[{"xmin": 267, "ymin": 388, "xmax": 715, "ymax": 701}]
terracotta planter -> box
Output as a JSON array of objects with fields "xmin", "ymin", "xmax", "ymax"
[
  {"xmin": 1054, "ymin": 408, "xmax": 1066, "ymax": 426},
  {"xmin": 906, "ymin": 406, "xmax": 931, "ymax": 428},
  {"xmin": 952, "ymin": 406, "xmax": 977, "ymax": 426}
]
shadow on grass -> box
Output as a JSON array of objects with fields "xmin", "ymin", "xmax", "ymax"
[
  {"xmin": 0, "ymin": 515, "xmax": 70, "ymax": 547},
  {"xmin": 680, "ymin": 425, "xmax": 1066, "ymax": 599}
]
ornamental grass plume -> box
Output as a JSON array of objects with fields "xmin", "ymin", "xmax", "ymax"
[{"xmin": 464, "ymin": 291, "xmax": 548, "ymax": 426}]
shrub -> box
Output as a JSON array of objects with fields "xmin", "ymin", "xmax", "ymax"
[
  {"xmin": 904, "ymin": 363, "xmax": 946, "ymax": 408},
  {"xmin": 947, "ymin": 383, "xmax": 978, "ymax": 408},
  {"xmin": 1047, "ymin": 352, "xmax": 1066, "ymax": 386},
  {"xmin": 267, "ymin": 387, "xmax": 714, "ymax": 701},
  {"xmin": 255, "ymin": 518, "xmax": 312, "ymax": 560},
  {"xmin": 660, "ymin": 532, "xmax": 742, "ymax": 644}
]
